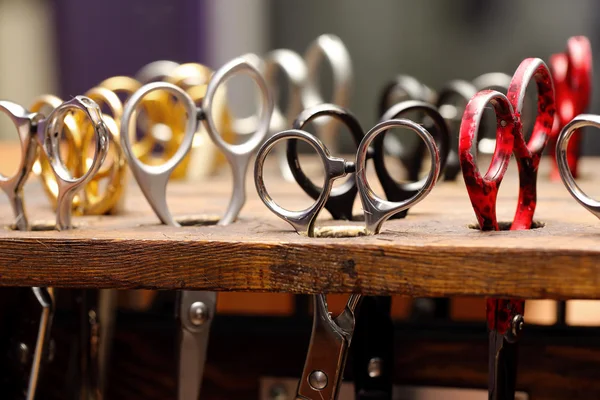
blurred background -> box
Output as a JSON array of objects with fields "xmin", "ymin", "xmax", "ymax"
[{"xmin": 1, "ymin": 0, "xmax": 600, "ymax": 148}]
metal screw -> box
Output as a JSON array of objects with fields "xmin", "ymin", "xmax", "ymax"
[
  {"xmin": 511, "ymin": 314, "xmax": 524, "ymax": 337},
  {"xmin": 268, "ymin": 383, "xmax": 288, "ymax": 400},
  {"xmin": 500, "ymin": 120, "xmax": 507, "ymax": 127},
  {"xmin": 18, "ymin": 343, "xmax": 29, "ymax": 365},
  {"xmin": 368, "ymin": 357, "xmax": 383, "ymax": 378},
  {"xmin": 308, "ymin": 370, "xmax": 328, "ymax": 390},
  {"xmin": 189, "ymin": 301, "xmax": 209, "ymax": 326}
]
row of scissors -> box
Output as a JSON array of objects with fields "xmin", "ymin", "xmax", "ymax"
[{"xmin": 0, "ymin": 33, "xmax": 597, "ymax": 399}]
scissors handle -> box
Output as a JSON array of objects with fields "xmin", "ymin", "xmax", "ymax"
[
  {"xmin": 302, "ymin": 34, "xmax": 353, "ymax": 150},
  {"xmin": 0, "ymin": 101, "xmax": 38, "ymax": 231},
  {"xmin": 435, "ymin": 80, "xmax": 477, "ymax": 181},
  {"xmin": 378, "ymin": 75, "xmax": 436, "ymax": 118},
  {"xmin": 297, "ymin": 294, "xmax": 361, "ymax": 400},
  {"xmin": 202, "ymin": 56, "xmax": 274, "ymax": 225},
  {"xmin": 507, "ymin": 58, "xmax": 555, "ymax": 230},
  {"xmin": 287, "ymin": 104, "xmax": 366, "ymax": 221},
  {"xmin": 459, "ymin": 90, "xmax": 517, "ymax": 230},
  {"xmin": 372, "ymin": 102, "xmax": 447, "ymax": 219},
  {"xmin": 136, "ymin": 60, "xmax": 181, "ymax": 84},
  {"xmin": 121, "ymin": 82, "xmax": 197, "ymax": 227},
  {"xmin": 549, "ymin": 36, "xmax": 593, "ymax": 180},
  {"xmin": 358, "ymin": 119, "xmax": 440, "ymax": 235},
  {"xmin": 255, "ymin": 129, "xmax": 351, "ymax": 237},
  {"xmin": 557, "ymin": 114, "xmax": 600, "ymax": 218}
]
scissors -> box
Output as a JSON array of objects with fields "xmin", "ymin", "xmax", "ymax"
[
  {"xmin": 136, "ymin": 60, "xmax": 181, "ymax": 83},
  {"xmin": 458, "ymin": 58, "xmax": 555, "ymax": 400},
  {"xmin": 255, "ymin": 109, "xmax": 440, "ymax": 237},
  {"xmin": 0, "ymin": 96, "xmax": 108, "ymax": 398},
  {"xmin": 121, "ymin": 56, "xmax": 273, "ymax": 400},
  {"xmin": 548, "ymin": 36, "xmax": 592, "ymax": 181},
  {"xmin": 297, "ymin": 294, "xmax": 361, "ymax": 400},
  {"xmin": 556, "ymin": 114, "xmax": 600, "ymax": 217},
  {"xmin": 31, "ymin": 88, "xmax": 126, "ymax": 215}
]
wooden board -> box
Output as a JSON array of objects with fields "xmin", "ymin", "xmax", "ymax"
[{"xmin": 0, "ymin": 143, "xmax": 600, "ymax": 299}]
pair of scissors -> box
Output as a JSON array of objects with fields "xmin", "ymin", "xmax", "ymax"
[
  {"xmin": 548, "ymin": 36, "xmax": 593, "ymax": 181},
  {"xmin": 0, "ymin": 96, "xmax": 109, "ymax": 398},
  {"xmin": 32, "ymin": 88, "xmax": 126, "ymax": 216},
  {"xmin": 244, "ymin": 34, "xmax": 352, "ymax": 181},
  {"xmin": 121, "ymin": 56, "xmax": 273, "ymax": 400},
  {"xmin": 458, "ymin": 58, "xmax": 555, "ymax": 400},
  {"xmin": 296, "ymin": 294, "xmax": 361, "ymax": 400},
  {"xmin": 255, "ymin": 104, "xmax": 441, "ymax": 237}
]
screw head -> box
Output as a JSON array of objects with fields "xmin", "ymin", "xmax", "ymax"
[
  {"xmin": 189, "ymin": 302, "xmax": 209, "ymax": 326},
  {"xmin": 368, "ymin": 357, "xmax": 383, "ymax": 378},
  {"xmin": 308, "ymin": 370, "xmax": 328, "ymax": 391},
  {"xmin": 18, "ymin": 343, "xmax": 29, "ymax": 365},
  {"xmin": 512, "ymin": 314, "xmax": 524, "ymax": 336}
]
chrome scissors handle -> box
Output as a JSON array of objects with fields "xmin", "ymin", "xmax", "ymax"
[
  {"xmin": 36, "ymin": 96, "xmax": 110, "ymax": 230},
  {"xmin": 122, "ymin": 57, "xmax": 273, "ymax": 226},
  {"xmin": 302, "ymin": 34, "xmax": 353, "ymax": 149},
  {"xmin": 0, "ymin": 101, "xmax": 38, "ymax": 231},
  {"xmin": 135, "ymin": 60, "xmax": 181, "ymax": 83},
  {"xmin": 254, "ymin": 129, "xmax": 351, "ymax": 237},
  {"xmin": 557, "ymin": 114, "xmax": 600, "ymax": 218},
  {"xmin": 358, "ymin": 119, "xmax": 440, "ymax": 235},
  {"xmin": 203, "ymin": 56, "xmax": 274, "ymax": 225},
  {"xmin": 297, "ymin": 294, "xmax": 362, "ymax": 400},
  {"xmin": 121, "ymin": 81, "xmax": 197, "ymax": 227}
]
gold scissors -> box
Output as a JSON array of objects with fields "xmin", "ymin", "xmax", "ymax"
[{"xmin": 32, "ymin": 88, "xmax": 126, "ymax": 215}]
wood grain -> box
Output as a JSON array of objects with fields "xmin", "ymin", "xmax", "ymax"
[{"xmin": 0, "ymin": 142, "xmax": 599, "ymax": 299}]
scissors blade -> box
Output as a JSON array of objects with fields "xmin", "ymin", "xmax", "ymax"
[
  {"xmin": 178, "ymin": 290, "xmax": 216, "ymax": 400},
  {"xmin": 26, "ymin": 287, "xmax": 55, "ymax": 400}
]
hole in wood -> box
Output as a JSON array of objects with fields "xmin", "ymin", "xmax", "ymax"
[
  {"xmin": 8, "ymin": 221, "xmax": 58, "ymax": 231},
  {"xmin": 468, "ymin": 220, "xmax": 545, "ymax": 230},
  {"xmin": 175, "ymin": 214, "xmax": 220, "ymax": 227},
  {"xmin": 313, "ymin": 225, "xmax": 366, "ymax": 238}
]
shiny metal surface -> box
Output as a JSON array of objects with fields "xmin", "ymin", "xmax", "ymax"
[
  {"xmin": 296, "ymin": 294, "xmax": 361, "ymax": 400},
  {"xmin": 557, "ymin": 114, "xmax": 600, "ymax": 218},
  {"xmin": 255, "ymin": 120, "xmax": 439, "ymax": 237},
  {"xmin": 135, "ymin": 60, "xmax": 181, "ymax": 83},
  {"xmin": 302, "ymin": 34, "xmax": 353, "ymax": 152},
  {"xmin": 26, "ymin": 287, "xmax": 55, "ymax": 400}
]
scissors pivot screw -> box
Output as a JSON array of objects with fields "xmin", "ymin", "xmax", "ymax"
[
  {"xmin": 500, "ymin": 120, "xmax": 507, "ymax": 127},
  {"xmin": 367, "ymin": 357, "xmax": 383, "ymax": 378},
  {"xmin": 308, "ymin": 370, "xmax": 328, "ymax": 390},
  {"xmin": 508, "ymin": 314, "xmax": 525, "ymax": 342},
  {"xmin": 17, "ymin": 342, "xmax": 30, "ymax": 365},
  {"xmin": 189, "ymin": 301, "xmax": 210, "ymax": 326}
]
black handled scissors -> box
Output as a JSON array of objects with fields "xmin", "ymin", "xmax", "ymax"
[{"xmin": 255, "ymin": 105, "xmax": 441, "ymax": 237}]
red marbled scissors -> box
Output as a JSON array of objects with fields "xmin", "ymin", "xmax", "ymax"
[
  {"xmin": 459, "ymin": 57, "xmax": 555, "ymax": 400},
  {"xmin": 548, "ymin": 36, "xmax": 592, "ymax": 180}
]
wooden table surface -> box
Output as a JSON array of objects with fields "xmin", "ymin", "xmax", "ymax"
[{"xmin": 0, "ymin": 144, "xmax": 599, "ymax": 299}]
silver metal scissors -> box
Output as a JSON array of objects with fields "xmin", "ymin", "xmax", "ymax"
[
  {"xmin": 557, "ymin": 114, "xmax": 600, "ymax": 216},
  {"xmin": 0, "ymin": 96, "xmax": 109, "ymax": 399},
  {"xmin": 135, "ymin": 60, "xmax": 181, "ymax": 84},
  {"xmin": 297, "ymin": 294, "xmax": 361, "ymax": 400},
  {"xmin": 121, "ymin": 56, "xmax": 273, "ymax": 400},
  {"xmin": 255, "ymin": 117, "xmax": 440, "ymax": 237}
]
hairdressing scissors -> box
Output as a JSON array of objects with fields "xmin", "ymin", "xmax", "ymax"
[
  {"xmin": 255, "ymin": 108, "xmax": 440, "ymax": 237},
  {"xmin": 548, "ymin": 36, "xmax": 592, "ymax": 180},
  {"xmin": 556, "ymin": 114, "xmax": 600, "ymax": 217},
  {"xmin": 0, "ymin": 96, "xmax": 108, "ymax": 398},
  {"xmin": 31, "ymin": 88, "xmax": 126, "ymax": 215},
  {"xmin": 459, "ymin": 58, "xmax": 555, "ymax": 400},
  {"xmin": 121, "ymin": 56, "xmax": 273, "ymax": 400},
  {"xmin": 297, "ymin": 294, "xmax": 361, "ymax": 400},
  {"xmin": 136, "ymin": 60, "xmax": 181, "ymax": 84}
]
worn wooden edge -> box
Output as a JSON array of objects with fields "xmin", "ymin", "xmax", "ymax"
[{"xmin": 0, "ymin": 234, "xmax": 599, "ymax": 299}]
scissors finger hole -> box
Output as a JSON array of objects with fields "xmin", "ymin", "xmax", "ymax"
[
  {"xmin": 264, "ymin": 139, "xmax": 326, "ymax": 211},
  {"xmin": 468, "ymin": 220, "xmax": 545, "ymax": 230},
  {"xmin": 378, "ymin": 124, "xmax": 435, "ymax": 193},
  {"xmin": 220, "ymin": 74, "xmax": 263, "ymax": 142},
  {"xmin": 124, "ymin": 88, "xmax": 193, "ymax": 167}
]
